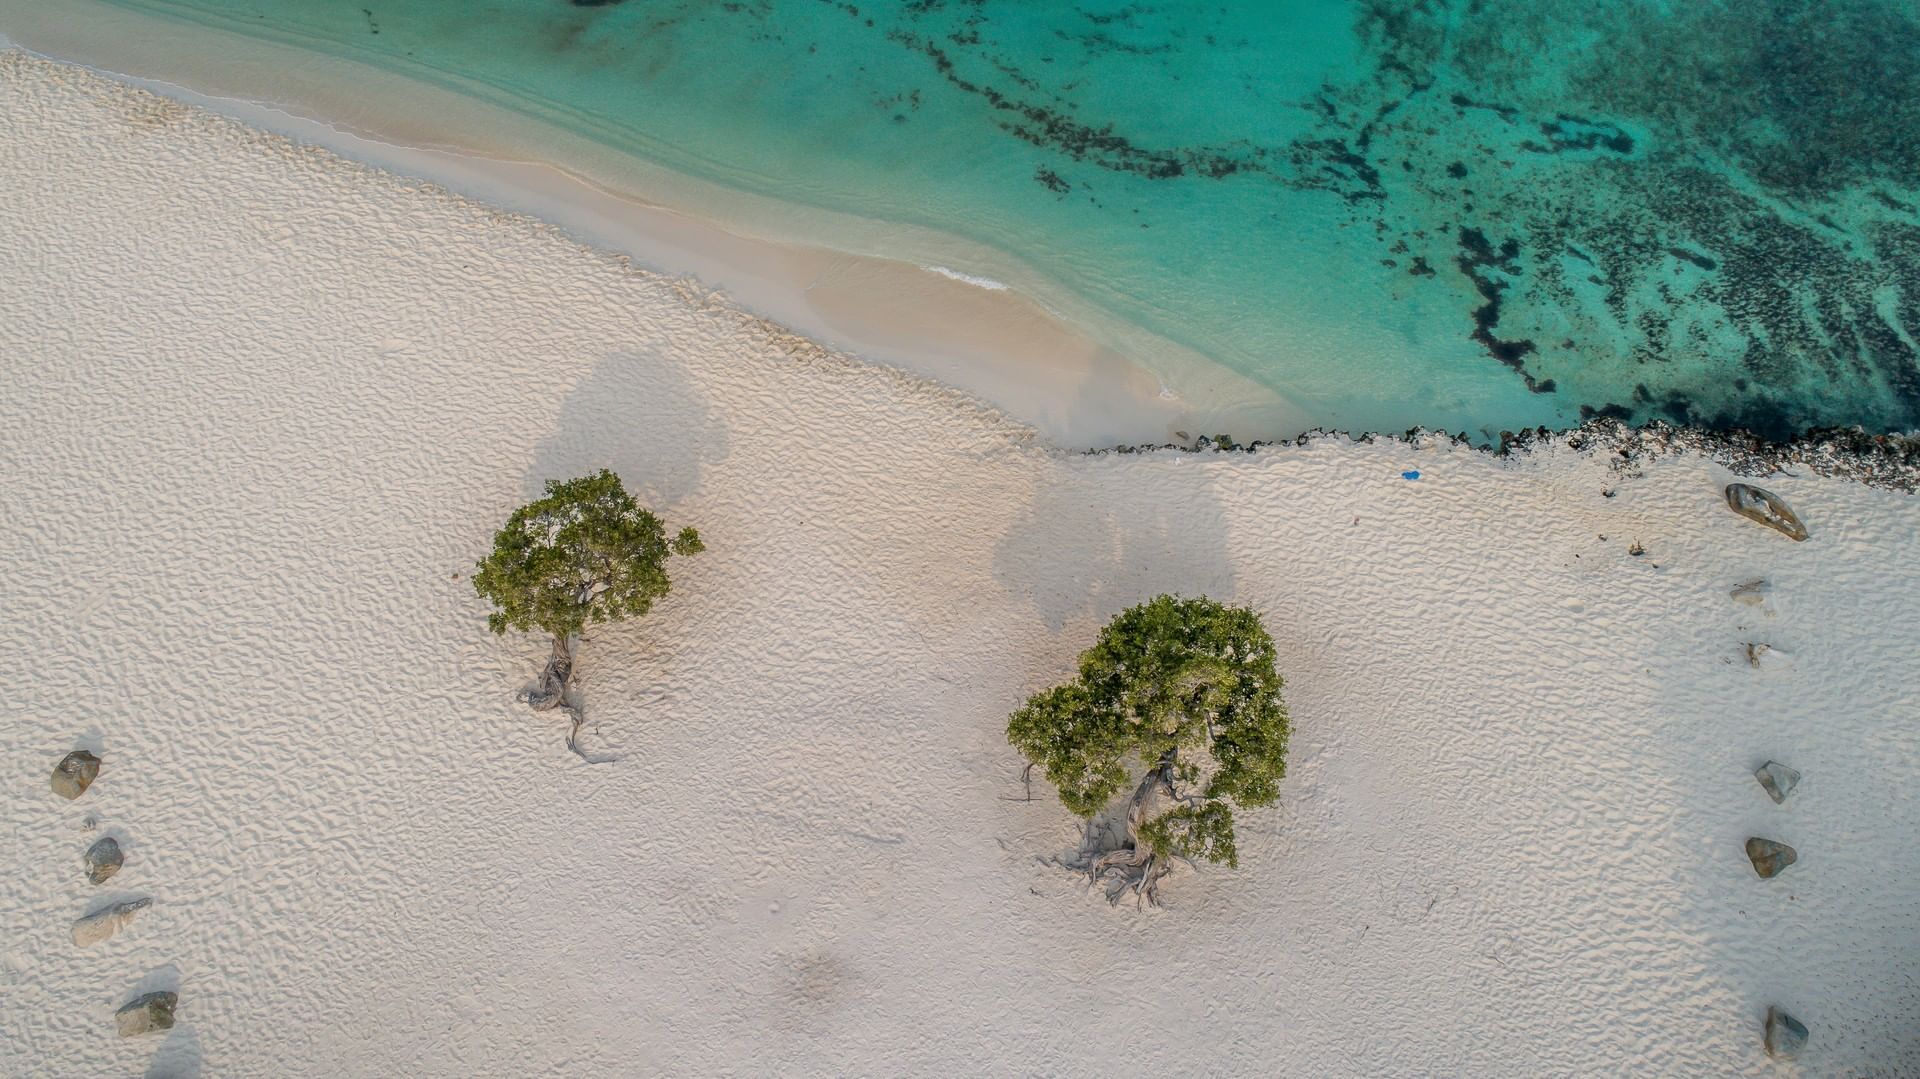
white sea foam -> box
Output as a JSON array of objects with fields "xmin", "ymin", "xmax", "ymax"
[{"xmin": 923, "ymin": 264, "xmax": 1010, "ymax": 290}]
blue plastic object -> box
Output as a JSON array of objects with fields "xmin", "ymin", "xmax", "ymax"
[{"xmin": 1402, "ymin": 470, "xmax": 1421, "ymax": 480}]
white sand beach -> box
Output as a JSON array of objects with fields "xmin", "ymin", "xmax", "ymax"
[{"xmin": 2, "ymin": 50, "xmax": 1917, "ymax": 1077}]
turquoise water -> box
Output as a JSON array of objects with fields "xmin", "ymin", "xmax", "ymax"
[{"xmin": 81, "ymin": 0, "xmax": 1920, "ymax": 438}]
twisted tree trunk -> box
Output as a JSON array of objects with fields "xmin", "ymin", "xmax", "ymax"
[
  {"xmin": 1087, "ymin": 752, "xmax": 1179, "ymax": 907},
  {"xmin": 522, "ymin": 634, "xmax": 575, "ymax": 712},
  {"xmin": 518, "ymin": 635, "xmax": 615, "ymax": 765}
]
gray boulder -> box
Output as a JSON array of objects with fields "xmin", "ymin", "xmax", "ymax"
[
  {"xmin": 1765, "ymin": 1007, "xmax": 1808, "ymax": 1058},
  {"xmin": 1745, "ymin": 837, "xmax": 1798, "ymax": 879},
  {"xmin": 1755, "ymin": 761, "xmax": 1801, "ymax": 804},
  {"xmin": 1725, "ymin": 483, "xmax": 1809, "ymax": 541},
  {"xmin": 115, "ymin": 991, "xmax": 177, "ymax": 1038},
  {"xmin": 72, "ymin": 896, "xmax": 151, "ymax": 947},
  {"xmin": 83, "ymin": 836, "xmax": 123, "ymax": 885},
  {"xmin": 50, "ymin": 751, "xmax": 100, "ymax": 800}
]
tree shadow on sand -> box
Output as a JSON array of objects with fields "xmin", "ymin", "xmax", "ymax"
[
  {"xmin": 525, "ymin": 349, "xmax": 730, "ymax": 510},
  {"xmin": 992, "ymin": 459, "xmax": 1237, "ymax": 633},
  {"xmin": 992, "ymin": 454, "xmax": 1239, "ymax": 875},
  {"xmin": 990, "ymin": 480, "xmax": 1123, "ymax": 634},
  {"xmin": 513, "ymin": 349, "xmax": 731, "ymax": 762}
]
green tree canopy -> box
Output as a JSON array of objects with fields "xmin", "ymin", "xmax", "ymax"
[
  {"xmin": 1008, "ymin": 595, "xmax": 1288, "ymax": 900},
  {"xmin": 473, "ymin": 469, "xmax": 702, "ymax": 643}
]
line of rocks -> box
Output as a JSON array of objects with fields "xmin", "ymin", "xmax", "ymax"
[
  {"xmin": 50, "ymin": 748, "xmax": 177, "ymax": 1040},
  {"xmin": 1723, "ymin": 485, "xmax": 1810, "ymax": 1061}
]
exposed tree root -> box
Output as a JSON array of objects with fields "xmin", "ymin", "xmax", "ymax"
[
  {"xmin": 1089, "ymin": 841, "xmax": 1174, "ymax": 908},
  {"xmin": 518, "ymin": 636, "xmax": 617, "ymax": 765},
  {"xmin": 563, "ymin": 707, "xmax": 618, "ymax": 765},
  {"xmin": 1081, "ymin": 758, "xmax": 1180, "ymax": 908}
]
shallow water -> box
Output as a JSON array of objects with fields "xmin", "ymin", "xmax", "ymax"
[{"xmin": 79, "ymin": 0, "xmax": 1920, "ymax": 438}]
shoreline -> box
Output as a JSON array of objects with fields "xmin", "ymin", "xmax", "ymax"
[
  {"xmin": 4, "ymin": 16, "xmax": 1913, "ymax": 477},
  {"xmin": 11, "ymin": 15, "xmax": 1913, "ymax": 485},
  {"xmin": 10, "ymin": 3, "xmax": 1917, "ymax": 450},
  {"xmin": 1100, "ymin": 420, "xmax": 1920, "ymax": 493},
  {"xmin": 0, "ymin": 3, "xmax": 1307, "ymax": 449},
  {"xmin": 5, "ymin": 47, "xmax": 1918, "ymax": 1075}
]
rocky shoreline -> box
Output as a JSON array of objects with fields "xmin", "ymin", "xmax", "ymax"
[{"xmin": 1093, "ymin": 419, "xmax": 1920, "ymax": 493}]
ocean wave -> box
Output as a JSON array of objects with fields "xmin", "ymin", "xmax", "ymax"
[{"xmin": 923, "ymin": 265, "xmax": 1010, "ymax": 291}]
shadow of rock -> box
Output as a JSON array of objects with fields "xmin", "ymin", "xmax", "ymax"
[{"xmin": 143, "ymin": 1024, "xmax": 202, "ymax": 1079}]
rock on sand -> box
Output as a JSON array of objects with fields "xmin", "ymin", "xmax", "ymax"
[
  {"xmin": 72, "ymin": 897, "xmax": 151, "ymax": 947},
  {"xmin": 83, "ymin": 836, "xmax": 124, "ymax": 885},
  {"xmin": 50, "ymin": 750, "xmax": 100, "ymax": 800},
  {"xmin": 114, "ymin": 991, "xmax": 177, "ymax": 1037},
  {"xmin": 1764, "ymin": 1007, "xmax": 1808, "ymax": 1057},
  {"xmin": 1755, "ymin": 761, "xmax": 1801, "ymax": 804},
  {"xmin": 1745, "ymin": 838, "xmax": 1798, "ymax": 879},
  {"xmin": 1725, "ymin": 483, "xmax": 1809, "ymax": 541}
]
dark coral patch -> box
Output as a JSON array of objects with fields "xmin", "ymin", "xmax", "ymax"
[
  {"xmin": 1318, "ymin": 0, "xmax": 1920, "ymax": 432},
  {"xmin": 1455, "ymin": 228, "xmax": 1551, "ymax": 392}
]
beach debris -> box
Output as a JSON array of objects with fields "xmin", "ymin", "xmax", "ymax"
[
  {"xmin": 1402, "ymin": 470, "xmax": 1420, "ymax": 480},
  {"xmin": 1765, "ymin": 1007, "xmax": 1809, "ymax": 1058},
  {"xmin": 1745, "ymin": 837, "xmax": 1798, "ymax": 879},
  {"xmin": 83, "ymin": 836, "xmax": 124, "ymax": 885},
  {"xmin": 50, "ymin": 750, "xmax": 101, "ymax": 800},
  {"xmin": 1755, "ymin": 761, "xmax": 1802, "ymax": 804},
  {"xmin": 1724, "ymin": 483, "xmax": 1809, "ymax": 541},
  {"xmin": 114, "ymin": 991, "xmax": 177, "ymax": 1038},
  {"xmin": 1744, "ymin": 642, "xmax": 1793, "ymax": 669},
  {"xmin": 72, "ymin": 896, "xmax": 151, "ymax": 947},
  {"xmin": 1730, "ymin": 579, "xmax": 1771, "ymax": 606}
]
